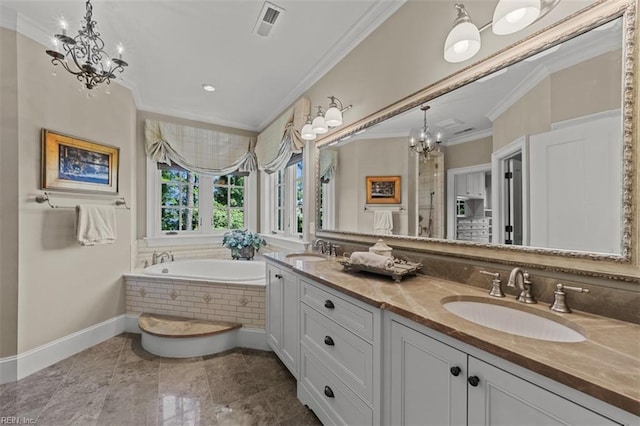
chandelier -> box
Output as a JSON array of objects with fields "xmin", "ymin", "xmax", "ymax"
[
  {"xmin": 408, "ymin": 105, "xmax": 443, "ymax": 161},
  {"xmin": 45, "ymin": 0, "xmax": 128, "ymax": 90}
]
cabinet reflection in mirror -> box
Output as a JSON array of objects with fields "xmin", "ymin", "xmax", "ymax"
[{"xmin": 318, "ymin": 16, "xmax": 623, "ymax": 255}]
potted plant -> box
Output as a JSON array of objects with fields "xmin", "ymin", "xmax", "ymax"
[{"xmin": 222, "ymin": 229, "xmax": 266, "ymax": 260}]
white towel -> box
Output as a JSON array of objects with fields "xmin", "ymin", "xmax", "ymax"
[
  {"xmin": 76, "ymin": 205, "xmax": 117, "ymax": 246},
  {"xmin": 350, "ymin": 251, "xmax": 394, "ymax": 270},
  {"xmin": 373, "ymin": 210, "xmax": 393, "ymax": 235}
]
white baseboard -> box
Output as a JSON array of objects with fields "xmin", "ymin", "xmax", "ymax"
[
  {"xmin": 0, "ymin": 314, "xmax": 126, "ymax": 385},
  {"xmin": 237, "ymin": 327, "xmax": 270, "ymax": 351},
  {"xmin": 0, "ymin": 355, "xmax": 17, "ymax": 384}
]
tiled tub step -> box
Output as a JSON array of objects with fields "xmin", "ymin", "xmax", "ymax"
[{"xmin": 138, "ymin": 313, "xmax": 242, "ymax": 358}]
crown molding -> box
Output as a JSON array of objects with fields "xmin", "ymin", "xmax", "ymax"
[
  {"xmin": 486, "ymin": 65, "xmax": 550, "ymax": 122},
  {"xmin": 0, "ymin": 6, "xmax": 17, "ymax": 30},
  {"xmin": 445, "ymin": 128, "xmax": 493, "ymax": 146},
  {"xmin": 255, "ymin": 0, "xmax": 407, "ymax": 131}
]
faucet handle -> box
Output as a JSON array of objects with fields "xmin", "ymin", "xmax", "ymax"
[
  {"xmin": 550, "ymin": 283, "xmax": 590, "ymax": 313},
  {"xmin": 480, "ymin": 270, "xmax": 504, "ymax": 298}
]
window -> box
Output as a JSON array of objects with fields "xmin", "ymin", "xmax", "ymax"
[
  {"xmin": 213, "ymin": 175, "xmax": 245, "ymax": 230},
  {"xmin": 161, "ymin": 170, "xmax": 199, "ymax": 231},
  {"xmin": 148, "ymin": 160, "xmax": 254, "ymax": 239},
  {"xmin": 271, "ymin": 157, "xmax": 303, "ymax": 236}
]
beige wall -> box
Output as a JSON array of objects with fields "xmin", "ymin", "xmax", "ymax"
[
  {"xmin": 494, "ymin": 50, "xmax": 622, "ymax": 150},
  {"xmin": 135, "ymin": 111, "xmax": 257, "ymax": 239},
  {"xmin": 9, "ymin": 32, "xmax": 137, "ymax": 353},
  {"xmin": 0, "ymin": 27, "xmax": 20, "ymax": 359},
  {"xmin": 444, "ymin": 136, "xmax": 493, "ymax": 170},
  {"xmin": 335, "ymin": 137, "xmax": 409, "ymax": 234}
]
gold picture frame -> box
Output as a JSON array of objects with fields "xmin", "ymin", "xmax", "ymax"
[
  {"xmin": 366, "ymin": 176, "xmax": 400, "ymax": 204},
  {"xmin": 41, "ymin": 129, "xmax": 119, "ymax": 194}
]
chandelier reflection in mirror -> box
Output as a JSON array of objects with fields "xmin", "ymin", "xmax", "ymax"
[
  {"xmin": 45, "ymin": 0, "xmax": 128, "ymax": 92},
  {"xmin": 409, "ymin": 105, "xmax": 443, "ymax": 161},
  {"xmin": 444, "ymin": 0, "xmax": 560, "ymax": 63}
]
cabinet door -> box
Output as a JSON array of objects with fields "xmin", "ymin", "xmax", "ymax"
[
  {"xmin": 467, "ymin": 357, "xmax": 620, "ymax": 426},
  {"xmin": 456, "ymin": 175, "xmax": 468, "ymax": 197},
  {"xmin": 280, "ymin": 268, "xmax": 299, "ymax": 379},
  {"xmin": 266, "ymin": 264, "xmax": 283, "ymax": 353},
  {"xmin": 389, "ymin": 321, "xmax": 467, "ymax": 426}
]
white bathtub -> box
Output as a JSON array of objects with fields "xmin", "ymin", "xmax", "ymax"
[{"xmin": 144, "ymin": 259, "xmax": 266, "ymax": 286}]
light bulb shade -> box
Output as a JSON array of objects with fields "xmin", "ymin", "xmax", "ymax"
[
  {"xmin": 444, "ymin": 21, "xmax": 481, "ymax": 63},
  {"xmin": 301, "ymin": 124, "xmax": 317, "ymax": 140},
  {"xmin": 324, "ymin": 106, "xmax": 343, "ymax": 127},
  {"xmin": 492, "ymin": 0, "xmax": 541, "ymax": 35},
  {"xmin": 312, "ymin": 115, "xmax": 328, "ymax": 134}
]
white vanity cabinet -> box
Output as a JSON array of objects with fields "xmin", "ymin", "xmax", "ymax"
[
  {"xmin": 385, "ymin": 314, "xmax": 622, "ymax": 426},
  {"xmin": 265, "ymin": 262, "xmax": 299, "ymax": 379},
  {"xmin": 297, "ymin": 278, "xmax": 382, "ymax": 426}
]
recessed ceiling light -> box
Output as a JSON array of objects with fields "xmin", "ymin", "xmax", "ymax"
[{"xmin": 202, "ymin": 84, "xmax": 215, "ymax": 92}]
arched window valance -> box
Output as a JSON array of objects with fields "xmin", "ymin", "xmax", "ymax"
[
  {"xmin": 255, "ymin": 97, "xmax": 310, "ymax": 174},
  {"xmin": 319, "ymin": 149, "xmax": 338, "ymax": 183},
  {"xmin": 144, "ymin": 119, "xmax": 257, "ymax": 175}
]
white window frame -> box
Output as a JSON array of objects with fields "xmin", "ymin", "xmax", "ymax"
[
  {"xmin": 270, "ymin": 160, "xmax": 302, "ymax": 237},
  {"xmin": 145, "ymin": 158, "xmax": 257, "ymax": 246}
]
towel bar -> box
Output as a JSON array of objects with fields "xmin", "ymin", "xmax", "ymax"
[{"xmin": 35, "ymin": 192, "xmax": 131, "ymax": 210}]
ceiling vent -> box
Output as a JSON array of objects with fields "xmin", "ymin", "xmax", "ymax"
[
  {"xmin": 453, "ymin": 127, "xmax": 475, "ymax": 135},
  {"xmin": 253, "ymin": 2, "xmax": 284, "ymax": 37}
]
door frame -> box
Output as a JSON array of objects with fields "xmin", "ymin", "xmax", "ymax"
[
  {"xmin": 446, "ymin": 163, "xmax": 491, "ymax": 241},
  {"xmin": 491, "ymin": 136, "xmax": 529, "ymax": 245}
]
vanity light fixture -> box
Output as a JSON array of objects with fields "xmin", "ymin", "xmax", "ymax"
[
  {"xmin": 409, "ymin": 105, "xmax": 443, "ymax": 161},
  {"xmin": 301, "ymin": 96, "xmax": 352, "ymax": 141},
  {"xmin": 444, "ymin": 0, "xmax": 560, "ymax": 63},
  {"xmin": 45, "ymin": 0, "xmax": 128, "ymax": 90}
]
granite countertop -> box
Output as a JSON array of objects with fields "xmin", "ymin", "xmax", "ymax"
[{"xmin": 265, "ymin": 252, "xmax": 640, "ymax": 417}]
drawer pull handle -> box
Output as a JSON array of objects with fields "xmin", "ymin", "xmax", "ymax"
[
  {"xmin": 324, "ymin": 300, "xmax": 335, "ymax": 309},
  {"xmin": 274, "ymin": 274, "xmax": 283, "ymax": 279},
  {"xmin": 468, "ymin": 376, "xmax": 480, "ymax": 387},
  {"xmin": 450, "ymin": 366, "xmax": 461, "ymax": 376},
  {"xmin": 324, "ymin": 336, "xmax": 335, "ymax": 346},
  {"xmin": 324, "ymin": 386, "xmax": 335, "ymax": 398}
]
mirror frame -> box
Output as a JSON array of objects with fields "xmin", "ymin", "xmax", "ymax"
[{"xmin": 315, "ymin": 0, "xmax": 638, "ymax": 283}]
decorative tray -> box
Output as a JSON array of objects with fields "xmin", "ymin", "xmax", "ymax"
[{"xmin": 337, "ymin": 256, "xmax": 423, "ymax": 283}]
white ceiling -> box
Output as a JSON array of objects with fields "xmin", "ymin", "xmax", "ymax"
[{"xmin": 0, "ymin": 0, "xmax": 405, "ymax": 131}]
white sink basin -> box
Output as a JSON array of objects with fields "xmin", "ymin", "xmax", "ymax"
[
  {"xmin": 285, "ymin": 252, "xmax": 327, "ymax": 262},
  {"xmin": 442, "ymin": 299, "xmax": 586, "ymax": 343}
]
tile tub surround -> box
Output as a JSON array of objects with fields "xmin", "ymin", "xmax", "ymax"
[
  {"xmin": 265, "ymin": 252, "xmax": 640, "ymax": 417},
  {"xmin": 0, "ymin": 334, "xmax": 320, "ymax": 425},
  {"xmin": 125, "ymin": 275, "xmax": 265, "ymax": 329}
]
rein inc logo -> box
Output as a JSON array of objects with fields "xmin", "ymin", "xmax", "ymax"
[{"xmin": 0, "ymin": 418, "xmax": 36, "ymax": 424}]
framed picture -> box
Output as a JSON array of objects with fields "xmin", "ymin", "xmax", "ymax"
[
  {"xmin": 366, "ymin": 175, "xmax": 401, "ymax": 204},
  {"xmin": 41, "ymin": 129, "xmax": 119, "ymax": 194}
]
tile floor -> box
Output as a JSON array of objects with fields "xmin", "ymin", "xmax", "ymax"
[{"xmin": 0, "ymin": 334, "xmax": 321, "ymax": 425}]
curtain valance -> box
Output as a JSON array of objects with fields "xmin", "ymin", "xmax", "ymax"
[
  {"xmin": 256, "ymin": 97, "xmax": 310, "ymax": 174},
  {"xmin": 144, "ymin": 120, "xmax": 257, "ymax": 175},
  {"xmin": 319, "ymin": 149, "xmax": 338, "ymax": 183}
]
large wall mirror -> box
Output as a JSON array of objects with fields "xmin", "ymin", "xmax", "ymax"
[{"xmin": 315, "ymin": 0, "xmax": 638, "ymax": 281}]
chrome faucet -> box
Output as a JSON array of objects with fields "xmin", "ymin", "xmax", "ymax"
[
  {"xmin": 313, "ymin": 238, "xmax": 329, "ymax": 254},
  {"xmin": 152, "ymin": 251, "xmax": 174, "ymax": 265},
  {"xmin": 507, "ymin": 267, "xmax": 537, "ymax": 304}
]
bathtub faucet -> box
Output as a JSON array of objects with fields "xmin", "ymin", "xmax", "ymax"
[{"xmin": 152, "ymin": 251, "xmax": 174, "ymax": 265}]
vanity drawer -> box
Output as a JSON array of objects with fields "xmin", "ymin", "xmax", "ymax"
[
  {"xmin": 299, "ymin": 346, "xmax": 373, "ymax": 426},
  {"xmin": 300, "ymin": 279, "xmax": 374, "ymax": 341},
  {"xmin": 301, "ymin": 304, "xmax": 373, "ymax": 403}
]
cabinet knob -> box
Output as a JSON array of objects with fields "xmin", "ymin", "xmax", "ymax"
[
  {"xmin": 468, "ymin": 376, "xmax": 480, "ymax": 387},
  {"xmin": 324, "ymin": 299, "xmax": 335, "ymax": 309},
  {"xmin": 324, "ymin": 336, "xmax": 335, "ymax": 346},
  {"xmin": 450, "ymin": 366, "xmax": 462, "ymax": 377},
  {"xmin": 324, "ymin": 386, "xmax": 335, "ymax": 398},
  {"xmin": 274, "ymin": 274, "xmax": 282, "ymax": 279}
]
